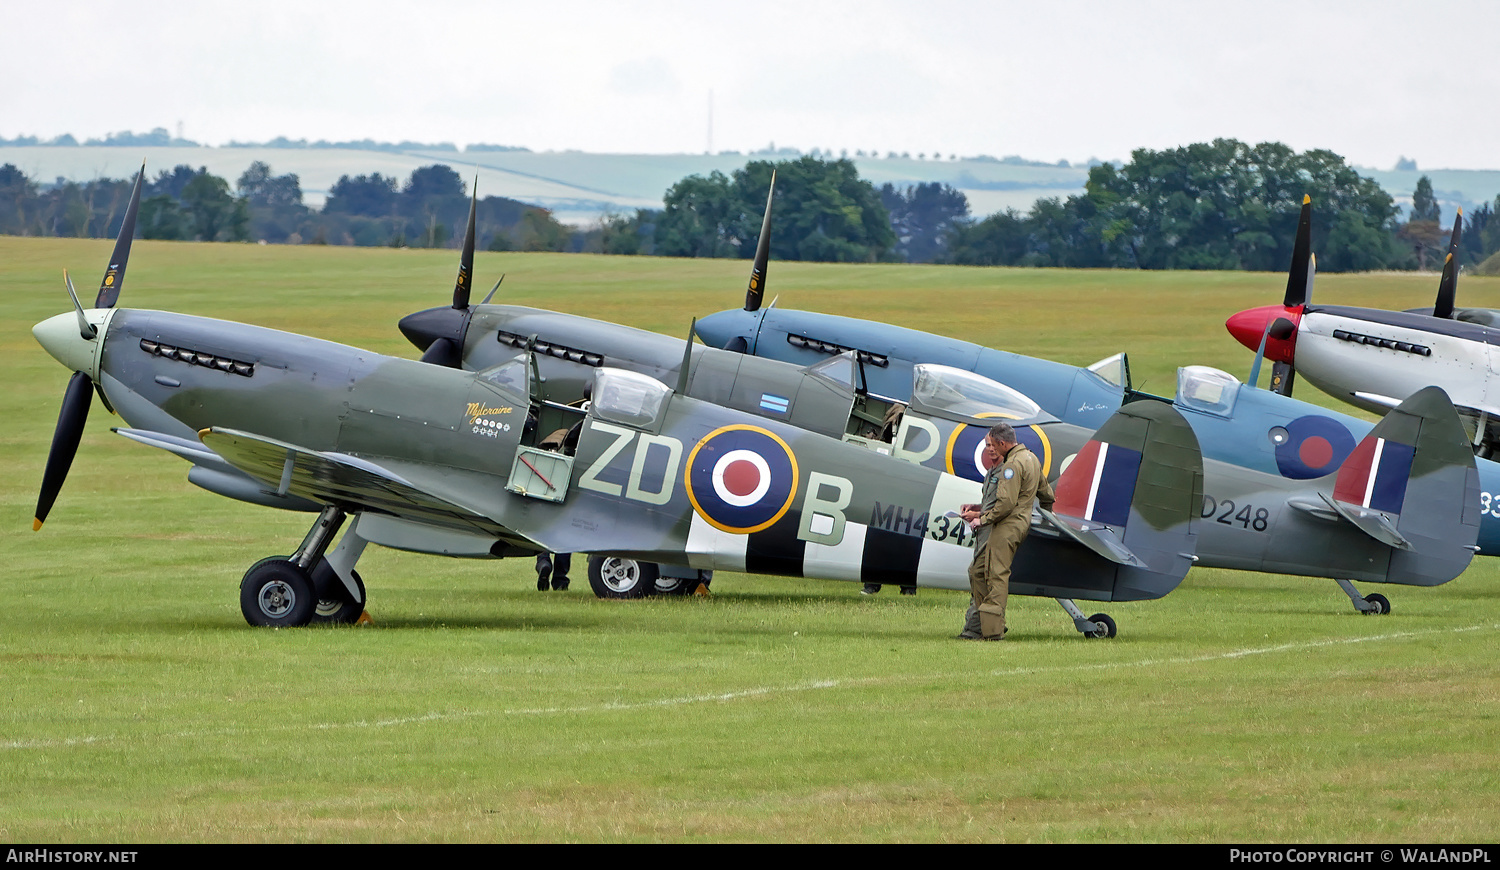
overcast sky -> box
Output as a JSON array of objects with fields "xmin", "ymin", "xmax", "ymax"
[{"xmin": 6, "ymin": 0, "xmax": 1496, "ymax": 170}]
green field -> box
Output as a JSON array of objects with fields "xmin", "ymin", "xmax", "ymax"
[{"xmin": 2, "ymin": 238, "xmax": 1498, "ymax": 842}]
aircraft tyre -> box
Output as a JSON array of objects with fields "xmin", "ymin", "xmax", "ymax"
[
  {"xmin": 1085, "ymin": 613, "xmax": 1117, "ymax": 639},
  {"xmin": 653, "ymin": 575, "xmax": 687, "ymax": 595},
  {"xmin": 652, "ymin": 571, "xmax": 710, "ymax": 595},
  {"xmin": 588, "ymin": 556, "xmax": 658, "ymax": 599},
  {"xmin": 240, "ymin": 558, "xmax": 317, "ymax": 627},
  {"xmin": 1364, "ymin": 593, "xmax": 1391, "ymax": 615},
  {"xmin": 310, "ymin": 557, "xmax": 366, "ymax": 625}
]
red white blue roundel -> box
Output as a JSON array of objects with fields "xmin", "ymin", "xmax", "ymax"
[
  {"xmin": 685, "ymin": 425, "xmax": 800, "ymax": 533},
  {"xmin": 1274, "ymin": 415, "xmax": 1356, "ymax": 480}
]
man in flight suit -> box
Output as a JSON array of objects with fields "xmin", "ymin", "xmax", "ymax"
[{"xmin": 957, "ymin": 423, "xmax": 1054, "ymax": 641}]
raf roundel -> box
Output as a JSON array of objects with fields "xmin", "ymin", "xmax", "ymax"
[
  {"xmin": 945, "ymin": 421, "xmax": 1052, "ymax": 482},
  {"xmin": 685, "ymin": 424, "xmax": 799, "ymax": 534},
  {"xmin": 1273, "ymin": 415, "xmax": 1357, "ymax": 480}
]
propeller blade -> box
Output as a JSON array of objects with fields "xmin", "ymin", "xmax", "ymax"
[
  {"xmin": 63, "ymin": 270, "xmax": 97, "ymax": 340},
  {"xmin": 95, "ymin": 163, "xmax": 144, "ymax": 309},
  {"xmin": 34, "ymin": 371, "xmax": 95, "ymax": 530},
  {"xmin": 453, "ymin": 179, "xmax": 478, "ymax": 310},
  {"xmin": 744, "ymin": 170, "xmax": 776, "ymax": 312},
  {"xmin": 1283, "ymin": 195, "xmax": 1314, "ymax": 308},
  {"xmin": 1433, "ymin": 209, "xmax": 1463, "ymax": 319},
  {"xmin": 1247, "ymin": 318, "xmax": 1296, "ymax": 388},
  {"xmin": 480, "ymin": 275, "xmax": 505, "ymax": 305},
  {"xmin": 400, "ymin": 180, "xmax": 481, "ymax": 367},
  {"xmin": 1269, "ymin": 361, "xmax": 1296, "ymax": 397},
  {"xmin": 418, "ymin": 337, "xmax": 463, "ymax": 368},
  {"xmin": 677, "ymin": 318, "xmax": 697, "ymax": 394}
]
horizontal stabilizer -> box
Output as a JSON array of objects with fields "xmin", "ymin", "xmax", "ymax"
[
  {"xmin": 1317, "ymin": 492, "xmax": 1411, "ymax": 549},
  {"xmin": 1017, "ymin": 400, "xmax": 1203, "ymax": 602},
  {"xmin": 1037, "ymin": 508, "xmax": 1147, "ymax": 567},
  {"xmin": 1329, "ymin": 386, "xmax": 1479, "ymax": 585}
]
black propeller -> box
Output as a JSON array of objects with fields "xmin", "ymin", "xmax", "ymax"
[
  {"xmin": 1432, "ymin": 209, "xmax": 1463, "ymax": 320},
  {"xmin": 398, "ymin": 180, "xmax": 480, "ymax": 367},
  {"xmin": 1269, "ymin": 195, "xmax": 1318, "ymax": 397},
  {"xmin": 1283, "ymin": 194, "xmax": 1314, "ymax": 308},
  {"xmin": 743, "ymin": 170, "xmax": 776, "ymax": 313},
  {"xmin": 34, "ymin": 163, "xmax": 144, "ymax": 530}
]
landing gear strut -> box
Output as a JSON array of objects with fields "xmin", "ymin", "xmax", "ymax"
[
  {"xmin": 1057, "ymin": 598, "xmax": 1117, "ymax": 638},
  {"xmin": 1336, "ymin": 579, "xmax": 1392, "ymax": 615},
  {"xmin": 240, "ymin": 507, "xmax": 368, "ymax": 627}
]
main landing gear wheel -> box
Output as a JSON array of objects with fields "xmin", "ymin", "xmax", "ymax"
[
  {"xmin": 310, "ymin": 557, "xmax": 366, "ymax": 625},
  {"xmin": 1363, "ymin": 593, "xmax": 1391, "ymax": 615},
  {"xmin": 1085, "ymin": 613, "xmax": 1117, "ymax": 639},
  {"xmin": 588, "ymin": 556, "xmax": 658, "ymax": 599},
  {"xmin": 240, "ymin": 558, "xmax": 316, "ymax": 627}
]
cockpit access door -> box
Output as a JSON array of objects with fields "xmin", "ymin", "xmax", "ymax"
[{"xmin": 475, "ymin": 355, "xmax": 574, "ymax": 503}]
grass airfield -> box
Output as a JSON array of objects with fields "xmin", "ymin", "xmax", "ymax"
[{"xmin": 2, "ymin": 237, "xmax": 1498, "ymax": 842}]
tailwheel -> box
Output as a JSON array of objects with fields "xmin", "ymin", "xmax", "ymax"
[
  {"xmin": 1058, "ymin": 598, "xmax": 1117, "ymax": 639},
  {"xmin": 1085, "ymin": 613, "xmax": 1117, "ymax": 639},
  {"xmin": 240, "ymin": 559, "xmax": 316, "ymax": 627}
]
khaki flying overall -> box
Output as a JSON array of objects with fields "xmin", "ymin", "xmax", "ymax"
[{"xmin": 965, "ymin": 443, "xmax": 1054, "ymax": 639}]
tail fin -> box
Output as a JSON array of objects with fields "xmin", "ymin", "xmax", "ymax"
[
  {"xmin": 1321, "ymin": 386, "xmax": 1479, "ymax": 585},
  {"xmin": 1026, "ymin": 400, "xmax": 1203, "ymax": 602}
]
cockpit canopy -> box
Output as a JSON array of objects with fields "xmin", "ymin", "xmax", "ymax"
[
  {"xmin": 910, "ymin": 364, "xmax": 1047, "ymax": 423},
  {"xmin": 477, "ymin": 357, "xmax": 529, "ymax": 397},
  {"xmin": 591, "ymin": 368, "xmax": 672, "ymax": 429},
  {"xmin": 1176, "ymin": 366, "xmax": 1241, "ymax": 417},
  {"xmin": 801, "ymin": 351, "xmax": 858, "ymax": 389},
  {"xmin": 1086, "ymin": 352, "xmax": 1131, "ymax": 390}
]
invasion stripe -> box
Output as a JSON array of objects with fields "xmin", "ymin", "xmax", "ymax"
[
  {"xmin": 860, "ymin": 526, "xmax": 923, "ymax": 585},
  {"xmin": 746, "ymin": 513, "xmax": 807, "ymax": 577},
  {"xmin": 803, "ymin": 523, "xmax": 868, "ymax": 582}
]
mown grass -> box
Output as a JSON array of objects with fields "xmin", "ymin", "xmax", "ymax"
[{"xmin": 1, "ymin": 238, "xmax": 1497, "ymax": 842}]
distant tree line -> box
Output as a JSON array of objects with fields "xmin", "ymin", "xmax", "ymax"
[
  {"xmin": 0, "ymin": 161, "xmax": 573, "ymax": 250},
  {"xmin": 599, "ymin": 144, "xmax": 1498, "ymax": 272},
  {"xmin": 4, "ymin": 138, "xmax": 1499, "ymax": 272},
  {"xmin": 0, "ymin": 128, "xmax": 530, "ymax": 154},
  {"xmin": 592, "ymin": 157, "xmax": 965, "ymax": 264},
  {"xmin": 946, "ymin": 140, "xmax": 1438, "ymax": 272}
]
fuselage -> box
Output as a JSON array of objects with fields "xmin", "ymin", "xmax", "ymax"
[
  {"xmin": 692, "ymin": 303, "xmax": 1500, "ymax": 559},
  {"xmin": 35, "ymin": 306, "xmax": 1197, "ymax": 602},
  {"xmin": 437, "ymin": 304, "xmax": 1480, "ymax": 584},
  {"xmin": 1227, "ymin": 302, "xmax": 1499, "ymax": 422}
]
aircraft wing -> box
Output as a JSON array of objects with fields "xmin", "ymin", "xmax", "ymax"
[
  {"xmin": 116, "ymin": 427, "xmax": 226, "ymax": 466},
  {"xmin": 1353, "ymin": 391, "xmax": 1500, "ymax": 455},
  {"xmin": 198, "ymin": 426, "xmax": 537, "ymax": 544}
]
